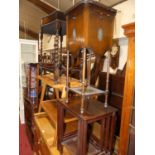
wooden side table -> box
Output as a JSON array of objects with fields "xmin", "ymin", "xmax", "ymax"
[{"xmin": 57, "ymin": 96, "xmax": 117, "ymax": 155}]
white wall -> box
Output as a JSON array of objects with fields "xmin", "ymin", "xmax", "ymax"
[
  {"xmin": 103, "ymin": 0, "xmax": 135, "ymax": 74},
  {"xmin": 113, "ymin": 0, "xmax": 135, "ymax": 38},
  {"xmin": 42, "ymin": 34, "xmax": 66, "ymax": 52}
]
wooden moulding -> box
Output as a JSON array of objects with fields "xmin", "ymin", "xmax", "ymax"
[{"xmin": 122, "ymin": 23, "xmax": 135, "ymax": 38}]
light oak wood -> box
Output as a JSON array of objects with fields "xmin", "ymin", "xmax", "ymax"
[
  {"xmin": 118, "ymin": 23, "xmax": 135, "ymax": 155},
  {"xmin": 40, "ymin": 100, "xmax": 78, "ymax": 126},
  {"xmin": 38, "ymin": 99, "xmax": 78, "ymax": 149},
  {"xmin": 38, "ymin": 83, "xmax": 46, "ymax": 112},
  {"xmin": 34, "ymin": 113, "xmax": 72, "ymax": 155},
  {"xmin": 37, "ymin": 73, "xmax": 82, "ymax": 154},
  {"xmin": 38, "ymin": 73, "xmax": 81, "ymax": 112}
]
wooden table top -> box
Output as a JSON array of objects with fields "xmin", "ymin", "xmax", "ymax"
[
  {"xmin": 58, "ymin": 96, "xmax": 117, "ymax": 121},
  {"xmin": 37, "ymin": 73, "xmax": 82, "ymax": 89},
  {"xmin": 40, "ymin": 99, "xmax": 78, "ymax": 133}
]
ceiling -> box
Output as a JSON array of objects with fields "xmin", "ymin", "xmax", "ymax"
[
  {"xmin": 43, "ymin": 0, "xmax": 127, "ymax": 11},
  {"xmin": 19, "ymin": 0, "xmax": 127, "ymax": 39}
]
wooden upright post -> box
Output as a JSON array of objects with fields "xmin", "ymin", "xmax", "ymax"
[{"xmin": 119, "ymin": 23, "xmax": 135, "ymax": 155}]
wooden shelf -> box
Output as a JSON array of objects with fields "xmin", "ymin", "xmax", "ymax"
[
  {"xmin": 34, "ymin": 112, "xmax": 72, "ymax": 155},
  {"xmin": 40, "ymin": 100, "xmax": 78, "ymax": 135},
  {"xmin": 62, "ymin": 137, "xmax": 103, "ymax": 155}
]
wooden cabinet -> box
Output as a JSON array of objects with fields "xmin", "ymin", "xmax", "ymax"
[
  {"xmin": 119, "ymin": 23, "xmax": 135, "ymax": 155},
  {"xmin": 23, "ymin": 63, "xmax": 39, "ymax": 148},
  {"xmin": 66, "ymin": 0, "xmax": 116, "ymax": 56},
  {"xmin": 24, "ymin": 96, "xmax": 38, "ymax": 148}
]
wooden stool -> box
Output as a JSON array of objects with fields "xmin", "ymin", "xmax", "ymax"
[{"xmin": 37, "ymin": 73, "xmax": 81, "ymax": 112}]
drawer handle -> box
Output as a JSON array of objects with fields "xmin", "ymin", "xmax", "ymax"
[{"xmin": 40, "ymin": 137, "xmax": 45, "ymax": 144}]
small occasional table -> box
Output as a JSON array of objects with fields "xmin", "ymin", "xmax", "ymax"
[{"xmin": 57, "ymin": 96, "xmax": 117, "ymax": 155}]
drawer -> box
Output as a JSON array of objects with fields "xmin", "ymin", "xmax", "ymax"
[
  {"xmin": 34, "ymin": 112, "xmax": 56, "ymax": 155},
  {"xmin": 34, "ymin": 113, "xmax": 72, "ymax": 155}
]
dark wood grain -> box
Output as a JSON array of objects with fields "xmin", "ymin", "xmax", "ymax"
[
  {"xmin": 98, "ymin": 71, "xmax": 125, "ymax": 135},
  {"xmin": 65, "ymin": 1, "xmax": 116, "ymax": 56},
  {"xmin": 57, "ymin": 96, "xmax": 117, "ymax": 155}
]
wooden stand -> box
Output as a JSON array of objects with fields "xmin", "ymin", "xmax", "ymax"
[
  {"xmin": 23, "ymin": 63, "xmax": 39, "ymax": 148},
  {"xmin": 39, "ymin": 11, "xmax": 66, "ymax": 77},
  {"xmin": 57, "ymin": 96, "xmax": 117, "ymax": 155}
]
